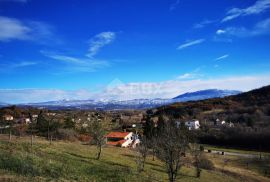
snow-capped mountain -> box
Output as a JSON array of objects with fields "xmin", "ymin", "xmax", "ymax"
[
  {"xmin": 15, "ymin": 89, "xmax": 241, "ymax": 110},
  {"xmin": 173, "ymin": 89, "xmax": 241, "ymax": 101}
]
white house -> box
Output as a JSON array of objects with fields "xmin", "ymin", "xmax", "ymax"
[
  {"xmin": 2, "ymin": 115, "xmax": 14, "ymax": 121},
  {"xmin": 47, "ymin": 113, "xmax": 56, "ymax": 116},
  {"xmin": 228, "ymin": 122, "xmax": 234, "ymax": 127},
  {"xmin": 24, "ymin": 118, "xmax": 31, "ymax": 124},
  {"xmin": 32, "ymin": 114, "xmax": 38, "ymax": 118},
  {"xmin": 105, "ymin": 132, "xmax": 138, "ymax": 148},
  {"xmin": 185, "ymin": 120, "xmax": 200, "ymax": 130},
  {"xmin": 215, "ymin": 119, "xmax": 226, "ymax": 125}
]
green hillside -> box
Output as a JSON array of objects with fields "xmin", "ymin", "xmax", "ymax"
[{"xmin": 0, "ymin": 136, "xmax": 269, "ymax": 182}]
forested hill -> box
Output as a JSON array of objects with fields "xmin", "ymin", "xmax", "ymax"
[
  {"xmin": 231, "ymin": 85, "xmax": 270, "ymax": 106},
  {"xmin": 152, "ymin": 85, "xmax": 270, "ymax": 150},
  {"xmin": 155, "ymin": 85, "xmax": 270, "ymax": 126}
]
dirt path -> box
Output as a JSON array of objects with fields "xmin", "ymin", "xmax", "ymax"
[{"xmin": 205, "ymin": 149, "xmax": 268, "ymax": 159}]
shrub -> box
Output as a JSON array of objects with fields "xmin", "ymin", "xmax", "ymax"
[
  {"xmin": 198, "ymin": 156, "xmax": 214, "ymax": 170},
  {"xmin": 57, "ymin": 129, "xmax": 77, "ymax": 142}
]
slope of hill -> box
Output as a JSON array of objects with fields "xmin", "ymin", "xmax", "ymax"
[
  {"xmin": 232, "ymin": 85, "xmax": 270, "ymax": 106},
  {"xmin": 152, "ymin": 85, "xmax": 270, "ymax": 150},
  {"xmin": 160, "ymin": 85, "xmax": 270, "ymax": 114},
  {"xmin": 1, "ymin": 136, "xmax": 268, "ymax": 182}
]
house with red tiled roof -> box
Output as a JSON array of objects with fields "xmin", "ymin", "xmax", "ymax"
[{"xmin": 105, "ymin": 132, "xmax": 136, "ymax": 148}]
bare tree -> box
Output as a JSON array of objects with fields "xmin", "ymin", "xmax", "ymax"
[
  {"xmin": 8, "ymin": 120, "xmax": 13, "ymax": 141},
  {"xmin": 47, "ymin": 116, "xmax": 56, "ymax": 145},
  {"xmin": 88, "ymin": 113, "xmax": 106, "ymax": 160},
  {"xmin": 135, "ymin": 136, "xmax": 149, "ymax": 172},
  {"xmin": 29, "ymin": 112, "xmax": 37, "ymax": 148},
  {"xmin": 155, "ymin": 121, "xmax": 190, "ymax": 182},
  {"xmin": 191, "ymin": 144, "xmax": 203, "ymax": 178}
]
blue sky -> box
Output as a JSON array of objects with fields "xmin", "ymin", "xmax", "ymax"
[{"xmin": 0, "ymin": 0, "xmax": 270, "ymax": 103}]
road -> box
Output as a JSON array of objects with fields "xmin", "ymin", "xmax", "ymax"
[{"xmin": 205, "ymin": 149, "xmax": 268, "ymax": 159}]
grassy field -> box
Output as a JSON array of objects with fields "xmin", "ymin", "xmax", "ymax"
[{"xmin": 0, "ymin": 135, "xmax": 269, "ymax": 182}]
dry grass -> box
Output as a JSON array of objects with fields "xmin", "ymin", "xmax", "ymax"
[{"xmin": 207, "ymin": 153, "xmax": 270, "ymax": 182}]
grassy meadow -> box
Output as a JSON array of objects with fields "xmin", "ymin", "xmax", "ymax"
[{"xmin": 0, "ymin": 135, "xmax": 269, "ymax": 182}]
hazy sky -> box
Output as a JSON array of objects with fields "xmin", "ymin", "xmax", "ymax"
[{"xmin": 0, "ymin": 0, "xmax": 270, "ymax": 103}]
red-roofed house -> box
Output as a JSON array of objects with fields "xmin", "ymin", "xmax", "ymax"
[{"xmin": 105, "ymin": 132, "xmax": 134, "ymax": 148}]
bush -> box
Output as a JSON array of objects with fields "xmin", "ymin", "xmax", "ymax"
[
  {"xmin": 198, "ymin": 156, "xmax": 214, "ymax": 170},
  {"xmin": 57, "ymin": 129, "xmax": 77, "ymax": 142}
]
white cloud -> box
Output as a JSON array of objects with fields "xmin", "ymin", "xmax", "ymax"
[
  {"xmin": 222, "ymin": 0, "xmax": 270, "ymax": 22},
  {"xmin": 170, "ymin": 0, "xmax": 180, "ymax": 11},
  {"xmin": 218, "ymin": 18, "xmax": 270, "ymax": 37},
  {"xmin": 177, "ymin": 67, "xmax": 203, "ymax": 80},
  {"xmin": 41, "ymin": 50, "xmax": 109, "ymax": 73},
  {"xmin": 216, "ymin": 29, "xmax": 226, "ymax": 35},
  {"xmin": 2, "ymin": 74, "xmax": 270, "ymax": 103},
  {"xmin": 98, "ymin": 75, "xmax": 270, "ymax": 101},
  {"xmin": 193, "ymin": 20, "xmax": 215, "ymax": 29},
  {"xmin": 215, "ymin": 54, "xmax": 229, "ymax": 61},
  {"xmin": 86, "ymin": 31, "xmax": 116, "ymax": 58},
  {"xmin": 177, "ymin": 73, "xmax": 195, "ymax": 79},
  {"xmin": 40, "ymin": 31, "xmax": 116, "ymax": 72},
  {"xmin": 0, "ymin": 16, "xmax": 31, "ymax": 41},
  {"xmin": 0, "ymin": 89, "xmax": 94, "ymax": 104},
  {"xmin": 12, "ymin": 61, "xmax": 38, "ymax": 68},
  {"xmin": 177, "ymin": 39, "xmax": 205, "ymax": 50},
  {"xmin": 177, "ymin": 73, "xmax": 203, "ymax": 80},
  {"xmin": 0, "ymin": 16, "xmax": 54, "ymax": 42},
  {"xmin": 0, "ymin": 61, "xmax": 38, "ymax": 73},
  {"xmin": 41, "ymin": 51, "xmax": 85, "ymax": 64}
]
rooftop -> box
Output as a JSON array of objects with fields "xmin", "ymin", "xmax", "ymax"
[{"xmin": 106, "ymin": 132, "xmax": 131, "ymax": 138}]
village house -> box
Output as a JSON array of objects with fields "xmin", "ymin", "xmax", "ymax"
[
  {"xmin": 105, "ymin": 132, "xmax": 139, "ymax": 148},
  {"xmin": 228, "ymin": 122, "xmax": 234, "ymax": 127},
  {"xmin": 215, "ymin": 119, "xmax": 226, "ymax": 126},
  {"xmin": 32, "ymin": 114, "xmax": 38, "ymax": 118},
  {"xmin": 47, "ymin": 112, "xmax": 57, "ymax": 116},
  {"xmin": 24, "ymin": 118, "xmax": 31, "ymax": 124},
  {"xmin": 185, "ymin": 119, "xmax": 200, "ymax": 130},
  {"xmin": 2, "ymin": 114, "xmax": 14, "ymax": 121},
  {"xmin": 16, "ymin": 117, "xmax": 31, "ymax": 124}
]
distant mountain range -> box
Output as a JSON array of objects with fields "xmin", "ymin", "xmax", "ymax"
[
  {"xmin": 0, "ymin": 89, "xmax": 241, "ymax": 110},
  {"xmin": 0, "ymin": 102, "xmax": 8, "ymax": 107}
]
